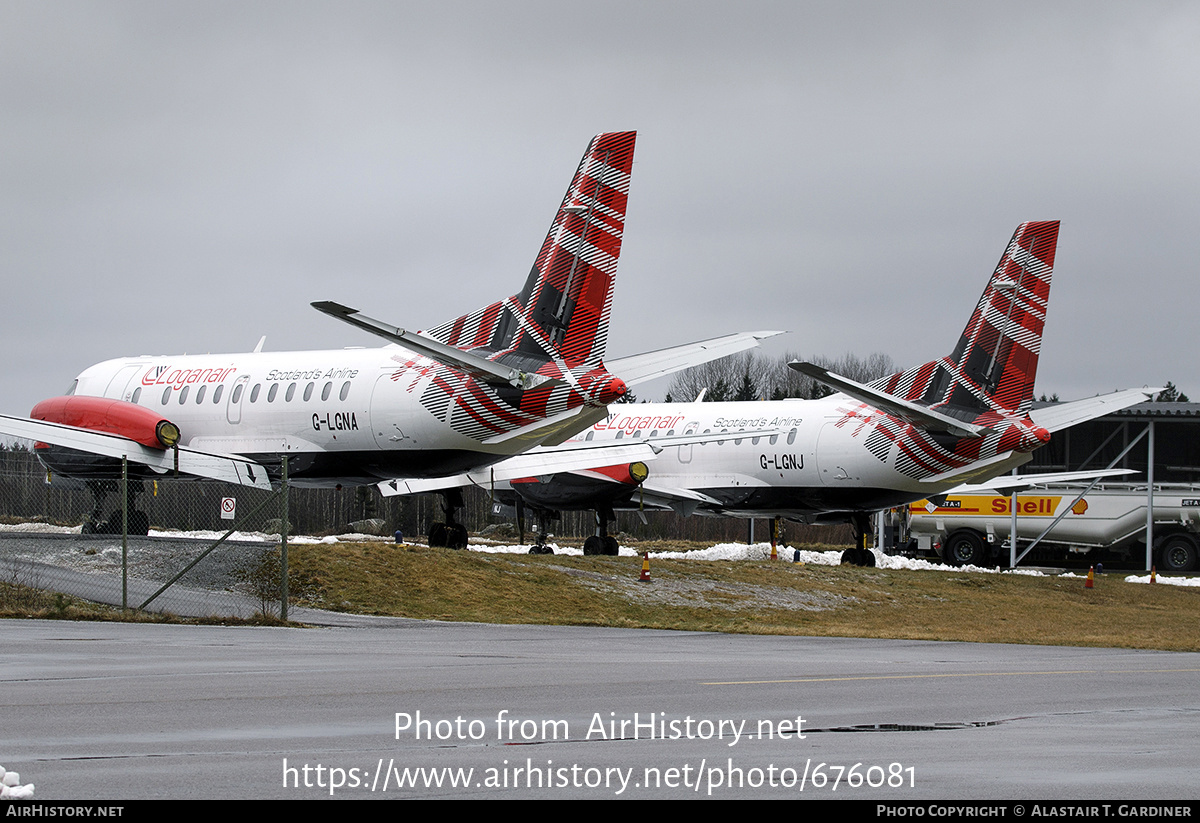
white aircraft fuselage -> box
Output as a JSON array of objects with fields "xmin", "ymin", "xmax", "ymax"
[
  {"xmin": 511, "ymin": 395, "xmax": 1045, "ymax": 520},
  {"xmin": 50, "ymin": 345, "xmax": 558, "ymax": 486}
]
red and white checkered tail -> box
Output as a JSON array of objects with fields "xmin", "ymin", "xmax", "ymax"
[
  {"xmin": 425, "ymin": 131, "xmax": 637, "ymax": 371},
  {"xmin": 871, "ymin": 221, "xmax": 1059, "ymax": 419}
]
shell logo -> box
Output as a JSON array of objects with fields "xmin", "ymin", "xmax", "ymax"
[{"xmin": 1071, "ymin": 499, "xmax": 1089, "ymax": 515}]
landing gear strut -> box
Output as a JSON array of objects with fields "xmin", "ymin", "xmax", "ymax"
[
  {"xmin": 840, "ymin": 512, "xmax": 877, "ymax": 567},
  {"xmin": 528, "ymin": 507, "xmax": 555, "ymax": 555},
  {"xmin": 80, "ymin": 479, "xmax": 150, "ymax": 536},
  {"xmin": 428, "ymin": 490, "xmax": 469, "ymax": 549},
  {"xmin": 583, "ymin": 507, "xmax": 620, "ymax": 556}
]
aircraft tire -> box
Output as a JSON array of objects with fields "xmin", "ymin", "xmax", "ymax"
[
  {"xmin": 428, "ymin": 522, "xmax": 448, "ymax": 548},
  {"xmin": 446, "ymin": 524, "xmax": 469, "ymax": 550},
  {"xmin": 128, "ymin": 511, "xmax": 150, "ymax": 536},
  {"xmin": 943, "ymin": 530, "xmax": 987, "ymax": 567},
  {"xmin": 603, "ymin": 535, "xmax": 620, "ymax": 556},
  {"xmin": 1158, "ymin": 534, "xmax": 1198, "ymax": 572},
  {"xmin": 583, "ymin": 536, "xmax": 604, "ymax": 555},
  {"xmin": 104, "ymin": 509, "xmax": 124, "ymax": 535},
  {"xmin": 840, "ymin": 548, "xmax": 862, "ymax": 566},
  {"xmin": 861, "ymin": 548, "xmax": 877, "ymax": 567},
  {"xmin": 528, "ymin": 544, "xmax": 553, "ymax": 555}
]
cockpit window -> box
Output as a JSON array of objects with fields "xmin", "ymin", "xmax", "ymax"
[{"xmin": 65, "ymin": 380, "xmax": 78, "ymax": 397}]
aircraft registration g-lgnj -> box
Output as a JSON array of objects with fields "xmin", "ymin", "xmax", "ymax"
[
  {"xmin": 425, "ymin": 221, "xmax": 1155, "ymax": 560},
  {"xmin": 0, "ymin": 131, "xmax": 777, "ymax": 544}
]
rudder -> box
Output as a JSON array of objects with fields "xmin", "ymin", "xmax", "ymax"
[
  {"xmin": 425, "ymin": 132, "xmax": 637, "ymax": 370},
  {"xmin": 872, "ymin": 221, "xmax": 1059, "ymax": 418}
]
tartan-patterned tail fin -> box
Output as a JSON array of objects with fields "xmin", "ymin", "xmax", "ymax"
[
  {"xmin": 424, "ymin": 131, "xmax": 637, "ymax": 371},
  {"xmin": 871, "ymin": 221, "xmax": 1059, "ymax": 419}
]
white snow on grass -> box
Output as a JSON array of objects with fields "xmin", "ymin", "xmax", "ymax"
[
  {"xmin": 1125, "ymin": 573, "xmax": 1200, "ymax": 587},
  {"xmin": 6, "ymin": 520, "xmax": 1200, "ymax": 585},
  {"xmin": 0, "ymin": 522, "xmax": 80, "ymax": 534}
]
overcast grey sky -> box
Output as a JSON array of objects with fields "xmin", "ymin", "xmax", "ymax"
[{"xmin": 2, "ymin": 1, "xmax": 1197, "ymax": 414}]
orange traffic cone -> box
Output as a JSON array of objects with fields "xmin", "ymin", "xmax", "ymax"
[
  {"xmin": 1150, "ymin": 565, "xmax": 1157, "ymax": 584},
  {"xmin": 639, "ymin": 552, "xmax": 651, "ymax": 582},
  {"xmin": 1085, "ymin": 566, "xmax": 1094, "ymax": 589}
]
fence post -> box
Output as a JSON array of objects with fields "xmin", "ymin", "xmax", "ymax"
[
  {"xmin": 280, "ymin": 456, "xmax": 289, "ymax": 622},
  {"xmin": 121, "ymin": 456, "xmax": 128, "ymax": 610}
]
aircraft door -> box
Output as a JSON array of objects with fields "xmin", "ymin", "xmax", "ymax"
[
  {"xmin": 226, "ymin": 375, "xmax": 250, "ymax": 425},
  {"xmin": 104, "ymin": 365, "xmax": 144, "ymax": 402},
  {"xmin": 678, "ymin": 421, "xmax": 699, "ymax": 464},
  {"xmin": 370, "ymin": 372, "xmax": 415, "ymax": 450},
  {"xmin": 815, "ymin": 420, "xmax": 854, "ymax": 485}
]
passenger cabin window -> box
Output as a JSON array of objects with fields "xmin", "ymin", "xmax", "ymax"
[
  {"xmin": 321, "ymin": 382, "xmax": 332, "ymax": 401},
  {"xmin": 213, "ymin": 385, "xmax": 223, "ymax": 404},
  {"xmin": 267, "ymin": 384, "xmax": 278, "ymax": 402},
  {"xmin": 340, "ymin": 381, "xmax": 350, "ymax": 401},
  {"xmin": 769, "ymin": 433, "xmax": 778, "ymax": 445},
  {"xmin": 250, "ymin": 384, "xmax": 260, "ymax": 403},
  {"xmin": 787, "ymin": 428, "xmax": 797, "ymax": 445},
  {"xmin": 196, "ymin": 385, "xmax": 206, "ymax": 404},
  {"xmin": 178, "ymin": 386, "xmax": 189, "ymax": 404},
  {"xmin": 285, "ymin": 383, "xmax": 296, "ymax": 402},
  {"xmin": 585, "ymin": 431, "xmax": 594, "ymax": 441},
  {"xmin": 232, "ymin": 384, "xmax": 243, "ymax": 404},
  {"xmin": 131, "ymin": 387, "xmax": 141, "ymax": 404},
  {"xmin": 161, "ymin": 387, "xmax": 171, "ymax": 405},
  {"xmin": 303, "ymin": 382, "xmax": 314, "ymax": 402}
]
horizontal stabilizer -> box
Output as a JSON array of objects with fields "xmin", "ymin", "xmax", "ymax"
[
  {"xmin": 0, "ymin": 414, "xmax": 272, "ymax": 489},
  {"xmin": 311, "ymin": 301, "xmax": 562, "ymax": 391},
  {"xmin": 919, "ymin": 450, "xmax": 1032, "ymax": 485},
  {"xmin": 1029, "ymin": 388, "xmax": 1159, "ymax": 433},
  {"xmin": 610, "ymin": 331, "xmax": 784, "ymax": 387},
  {"xmin": 790, "ymin": 362, "xmax": 987, "ymax": 438},
  {"xmin": 949, "ymin": 468, "xmax": 1138, "ymax": 495}
]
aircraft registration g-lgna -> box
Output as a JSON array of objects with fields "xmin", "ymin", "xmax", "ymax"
[
  {"xmin": 433, "ymin": 221, "xmax": 1155, "ymax": 561},
  {"xmin": 0, "ymin": 131, "xmax": 777, "ymax": 546}
]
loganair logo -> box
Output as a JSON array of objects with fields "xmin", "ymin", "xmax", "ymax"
[{"xmin": 141, "ymin": 365, "xmax": 237, "ymax": 388}]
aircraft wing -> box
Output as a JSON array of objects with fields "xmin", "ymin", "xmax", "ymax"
[
  {"xmin": 379, "ymin": 428, "xmax": 779, "ymax": 496},
  {"xmin": 1028, "ymin": 388, "xmax": 1160, "ymax": 433},
  {"xmin": 380, "ymin": 442, "xmax": 662, "ymax": 496},
  {"xmin": 0, "ymin": 414, "xmax": 272, "ymax": 489},
  {"xmin": 610, "ymin": 331, "xmax": 784, "ymax": 387}
]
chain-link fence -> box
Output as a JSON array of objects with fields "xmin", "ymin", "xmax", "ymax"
[{"xmin": 0, "ymin": 443, "xmax": 852, "ymax": 618}]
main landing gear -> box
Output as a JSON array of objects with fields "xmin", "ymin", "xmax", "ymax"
[
  {"xmin": 514, "ymin": 500, "xmax": 554, "ymax": 555},
  {"xmin": 428, "ymin": 490, "xmax": 469, "ymax": 550},
  {"xmin": 80, "ymin": 479, "xmax": 150, "ymax": 536},
  {"xmin": 840, "ymin": 512, "xmax": 877, "ymax": 567},
  {"xmin": 582, "ymin": 507, "xmax": 620, "ymax": 556}
]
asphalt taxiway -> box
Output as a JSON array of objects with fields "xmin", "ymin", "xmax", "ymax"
[{"xmin": 3, "ymin": 619, "xmax": 1198, "ymax": 799}]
